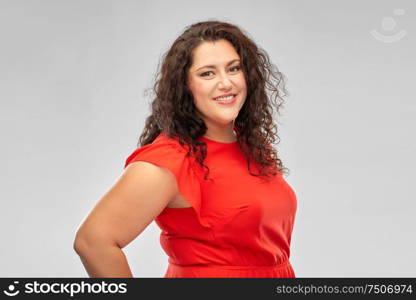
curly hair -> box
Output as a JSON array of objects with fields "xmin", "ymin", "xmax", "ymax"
[{"xmin": 138, "ymin": 20, "xmax": 290, "ymax": 182}]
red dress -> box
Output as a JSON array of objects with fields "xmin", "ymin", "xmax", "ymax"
[{"xmin": 124, "ymin": 132, "xmax": 297, "ymax": 278}]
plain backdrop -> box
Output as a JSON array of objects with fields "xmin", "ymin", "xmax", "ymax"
[{"xmin": 1, "ymin": 0, "xmax": 415, "ymax": 277}]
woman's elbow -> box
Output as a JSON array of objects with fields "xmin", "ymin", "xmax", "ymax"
[
  {"xmin": 73, "ymin": 227, "xmax": 119, "ymax": 255},
  {"xmin": 73, "ymin": 229, "xmax": 100, "ymax": 255},
  {"xmin": 73, "ymin": 230, "xmax": 88, "ymax": 255}
]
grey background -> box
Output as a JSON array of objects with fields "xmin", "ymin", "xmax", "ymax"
[{"xmin": 1, "ymin": 0, "xmax": 414, "ymax": 277}]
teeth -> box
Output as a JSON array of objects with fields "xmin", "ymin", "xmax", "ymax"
[{"xmin": 215, "ymin": 95, "xmax": 234, "ymax": 101}]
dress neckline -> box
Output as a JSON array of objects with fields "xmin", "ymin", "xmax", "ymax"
[
  {"xmin": 199, "ymin": 136, "xmax": 238, "ymax": 145},
  {"xmin": 199, "ymin": 126, "xmax": 240, "ymax": 145}
]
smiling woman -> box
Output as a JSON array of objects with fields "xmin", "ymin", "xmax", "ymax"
[
  {"xmin": 74, "ymin": 20, "xmax": 297, "ymax": 278},
  {"xmin": 188, "ymin": 39, "xmax": 247, "ymax": 142}
]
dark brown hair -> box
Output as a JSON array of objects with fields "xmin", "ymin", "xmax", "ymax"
[{"xmin": 138, "ymin": 20, "xmax": 289, "ymax": 181}]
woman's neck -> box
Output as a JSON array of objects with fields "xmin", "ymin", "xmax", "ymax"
[{"xmin": 203, "ymin": 123, "xmax": 237, "ymax": 143}]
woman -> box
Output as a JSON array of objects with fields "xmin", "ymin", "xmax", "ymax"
[{"xmin": 74, "ymin": 20, "xmax": 297, "ymax": 278}]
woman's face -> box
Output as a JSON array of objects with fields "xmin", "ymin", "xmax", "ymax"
[{"xmin": 187, "ymin": 39, "xmax": 247, "ymax": 128}]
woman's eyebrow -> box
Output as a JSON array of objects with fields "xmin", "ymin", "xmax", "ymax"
[{"xmin": 196, "ymin": 59, "xmax": 240, "ymax": 71}]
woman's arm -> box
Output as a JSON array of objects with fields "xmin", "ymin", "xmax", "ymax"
[{"xmin": 73, "ymin": 161, "xmax": 178, "ymax": 277}]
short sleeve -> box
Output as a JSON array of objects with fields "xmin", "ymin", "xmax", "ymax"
[{"xmin": 124, "ymin": 134, "xmax": 211, "ymax": 228}]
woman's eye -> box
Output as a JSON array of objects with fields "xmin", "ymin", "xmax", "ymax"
[
  {"xmin": 200, "ymin": 71, "xmax": 213, "ymax": 77},
  {"xmin": 200, "ymin": 66, "xmax": 241, "ymax": 77},
  {"xmin": 230, "ymin": 65, "xmax": 241, "ymax": 72}
]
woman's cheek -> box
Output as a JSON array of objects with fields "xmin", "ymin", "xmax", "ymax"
[{"xmin": 196, "ymin": 80, "xmax": 212, "ymax": 98}]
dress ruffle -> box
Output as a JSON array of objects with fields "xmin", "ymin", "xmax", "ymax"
[{"xmin": 124, "ymin": 133, "xmax": 211, "ymax": 228}]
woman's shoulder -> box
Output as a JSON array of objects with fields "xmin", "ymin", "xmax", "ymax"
[
  {"xmin": 124, "ymin": 133, "xmax": 189, "ymax": 169},
  {"xmin": 152, "ymin": 132, "xmax": 187, "ymax": 150}
]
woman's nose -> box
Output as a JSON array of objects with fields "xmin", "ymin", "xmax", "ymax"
[{"xmin": 218, "ymin": 73, "xmax": 232, "ymax": 89}]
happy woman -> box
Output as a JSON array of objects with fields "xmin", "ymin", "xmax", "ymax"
[{"xmin": 74, "ymin": 20, "xmax": 297, "ymax": 278}]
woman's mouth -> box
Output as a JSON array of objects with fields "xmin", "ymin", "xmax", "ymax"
[{"xmin": 212, "ymin": 94, "xmax": 237, "ymax": 105}]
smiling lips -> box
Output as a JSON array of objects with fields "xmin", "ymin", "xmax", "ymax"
[
  {"xmin": 213, "ymin": 93, "xmax": 237, "ymax": 102},
  {"xmin": 212, "ymin": 93, "xmax": 237, "ymax": 105}
]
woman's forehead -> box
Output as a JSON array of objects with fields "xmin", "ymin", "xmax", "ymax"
[{"xmin": 191, "ymin": 40, "xmax": 240, "ymax": 69}]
